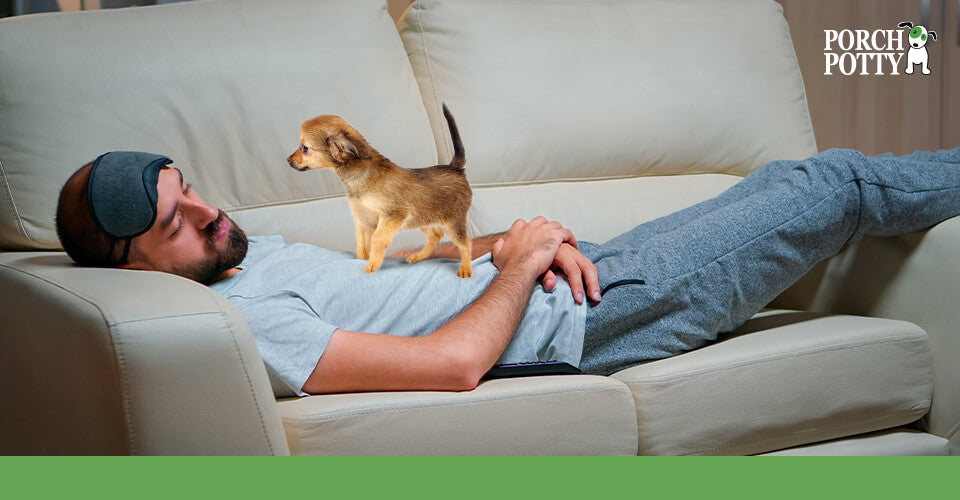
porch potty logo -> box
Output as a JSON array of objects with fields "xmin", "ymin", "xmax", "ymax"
[{"xmin": 824, "ymin": 21, "xmax": 938, "ymax": 75}]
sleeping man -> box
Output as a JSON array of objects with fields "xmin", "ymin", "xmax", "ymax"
[{"xmin": 55, "ymin": 147, "xmax": 960, "ymax": 397}]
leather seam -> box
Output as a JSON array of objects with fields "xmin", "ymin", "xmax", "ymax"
[
  {"xmin": 618, "ymin": 332, "xmax": 929, "ymax": 385},
  {"xmin": 467, "ymin": 171, "xmax": 745, "ymax": 190},
  {"xmin": 776, "ymin": 4, "xmax": 819, "ymax": 154},
  {"xmin": 0, "ymin": 157, "xmax": 37, "ymax": 245},
  {"xmin": 111, "ymin": 310, "xmax": 227, "ymax": 325},
  {"xmin": 282, "ymin": 382, "xmax": 630, "ymax": 423},
  {"xmin": 945, "ymin": 418, "xmax": 960, "ymax": 442},
  {"xmin": 212, "ymin": 300, "xmax": 275, "ymax": 456},
  {"xmin": 413, "ymin": 4, "xmax": 450, "ymax": 163}
]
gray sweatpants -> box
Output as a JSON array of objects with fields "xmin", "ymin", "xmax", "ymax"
[{"xmin": 577, "ymin": 146, "xmax": 960, "ymax": 375}]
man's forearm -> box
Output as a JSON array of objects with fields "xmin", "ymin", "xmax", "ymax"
[
  {"xmin": 429, "ymin": 262, "xmax": 535, "ymax": 386},
  {"xmin": 433, "ymin": 232, "xmax": 506, "ymax": 259}
]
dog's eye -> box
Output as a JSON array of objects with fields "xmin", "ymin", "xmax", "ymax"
[{"xmin": 301, "ymin": 145, "xmax": 309, "ymax": 154}]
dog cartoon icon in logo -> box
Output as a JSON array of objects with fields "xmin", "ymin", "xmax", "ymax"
[{"xmin": 898, "ymin": 21, "xmax": 938, "ymax": 75}]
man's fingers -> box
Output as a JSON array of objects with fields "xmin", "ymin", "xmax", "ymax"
[
  {"xmin": 577, "ymin": 253, "xmax": 601, "ymax": 302},
  {"xmin": 541, "ymin": 270, "xmax": 557, "ymax": 292},
  {"xmin": 562, "ymin": 228, "xmax": 578, "ymax": 249},
  {"xmin": 491, "ymin": 238, "xmax": 506, "ymax": 263},
  {"xmin": 554, "ymin": 250, "xmax": 585, "ymax": 304}
]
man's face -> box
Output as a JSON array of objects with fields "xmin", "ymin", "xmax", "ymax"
[{"xmin": 122, "ymin": 167, "xmax": 247, "ymax": 284}]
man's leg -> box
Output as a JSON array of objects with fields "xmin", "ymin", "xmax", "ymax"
[
  {"xmin": 579, "ymin": 146, "xmax": 960, "ymax": 375},
  {"xmin": 598, "ymin": 147, "xmax": 958, "ymax": 249}
]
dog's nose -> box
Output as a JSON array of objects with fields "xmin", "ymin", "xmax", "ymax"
[{"xmin": 287, "ymin": 156, "xmax": 308, "ymax": 171}]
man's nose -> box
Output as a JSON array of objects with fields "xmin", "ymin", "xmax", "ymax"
[{"xmin": 183, "ymin": 198, "xmax": 219, "ymax": 228}]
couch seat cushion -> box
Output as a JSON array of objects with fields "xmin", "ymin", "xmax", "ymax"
[
  {"xmin": 277, "ymin": 375, "xmax": 637, "ymax": 455},
  {"xmin": 612, "ymin": 310, "xmax": 933, "ymax": 455}
]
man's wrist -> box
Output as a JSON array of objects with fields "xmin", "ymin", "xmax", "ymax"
[{"xmin": 497, "ymin": 259, "xmax": 542, "ymax": 284}]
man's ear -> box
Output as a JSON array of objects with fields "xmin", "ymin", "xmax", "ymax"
[{"xmin": 327, "ymin": 132, "xmax": 370, "ymax": 163}]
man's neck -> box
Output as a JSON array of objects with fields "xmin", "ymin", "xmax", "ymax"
[{"xmin": 211, "ymin": 267, "xmax": 242, "ymax": 284}]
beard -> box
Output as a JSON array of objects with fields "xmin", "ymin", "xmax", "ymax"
[{"xmin": 169, "ymin": 211, "xmax": 249, "ymax": 285}]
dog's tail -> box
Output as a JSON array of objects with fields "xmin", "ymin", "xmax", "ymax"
[{"xmin": 442, "ymin": 103, "xmax": 466, "ymax": 171}]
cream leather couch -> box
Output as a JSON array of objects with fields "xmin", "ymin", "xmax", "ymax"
[{"xmin": 0, "ymin": 0, "xmax": 955, "ymax": 456}]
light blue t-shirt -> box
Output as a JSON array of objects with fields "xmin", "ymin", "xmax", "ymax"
[{"xmin": 210, "ymin": 236, "xmax": 587, "ymax": 397}]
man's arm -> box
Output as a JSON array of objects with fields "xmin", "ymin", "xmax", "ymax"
[
  {"xmin": 302, "ymin": 217, "xmax": 574, "ymax": 394},
  {"xmin": 391, "ymin": 232, "xmax": 506, "ymax": 260}
]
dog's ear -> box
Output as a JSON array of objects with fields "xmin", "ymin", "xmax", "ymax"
[
  {"xmin": 897, "ymin": 21, "xmax": 913, "ymax": 28},
  {"xmin": 929, "ymin": 30, "xmax": 937, "ymax": 41},
  {"xmin": 327, "ymin": 132, "xmax": 370, "ymax": 163}
]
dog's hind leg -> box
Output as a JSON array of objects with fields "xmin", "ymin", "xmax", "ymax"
[
  {"xmin": 442, "ymin": 219, "xmax": 473, "ymax": 278},
  {"xmin": 407, "ymin": 225, "xmax": 444, "ymax": 264},
  {"xmin": 364, "ymin": 217, "xmax": 405, "ymax": 273}
]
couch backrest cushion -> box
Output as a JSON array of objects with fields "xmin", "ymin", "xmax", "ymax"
[
  {"xmin": 399, "ymin": 0, "xmax": 818, "ymax": 187},
  {"xmin": 0, "ymin": 0, "xmax": 437, "ymax": 251}
]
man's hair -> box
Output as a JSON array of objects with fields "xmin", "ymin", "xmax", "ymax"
[{"xmin": 55, "ymin": 162, "xmax": 128, "ymax": 267}]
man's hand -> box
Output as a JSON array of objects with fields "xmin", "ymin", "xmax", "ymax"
[
  {"xmin": 541, "ymin": 242, "xmax": 601, "ymax": 305},
  {"xmin": 491, "ymin": 217, "xmax": 575, "ymax": 281},
  {"xmin": 492, "ymin": 218, "xmax": 599, "ymax": 305}
]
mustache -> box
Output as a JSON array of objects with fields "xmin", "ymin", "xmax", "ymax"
[
  {"xmin": 202, "ymin": 210, "xmax": 231, "ymax": 251},
  {"xmin": 204, "ymin": 211, "xmax": 228, "ymax": 238}
]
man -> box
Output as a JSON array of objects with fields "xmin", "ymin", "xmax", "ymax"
[{"xmin": 56, "ymin": 148, "xmax": 960, "ymax": 397}]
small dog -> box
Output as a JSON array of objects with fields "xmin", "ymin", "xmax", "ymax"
[{"xmin": 287, "ymin": 104, "xmax": 473, "ymax": 277}]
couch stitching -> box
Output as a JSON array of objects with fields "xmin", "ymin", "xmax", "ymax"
[
  {"xmin": 413, "ymin": 3, "xmax": 450, "ymax": 163},
  {"xmin": 945, "ymin": 418, "xmax": 960, "ymax": 442},
  {"xmin": 776, "ymin": 5, "xmax": 818, "ymax": 154},
  {"xmin": 0, "ymin": 158, "xmax": 38, "ymax": 245},
  {"xmin": 282, "ymin": 381, "xmax": 629, "ymax": 424},
  {"xmin": 213, "ymin": 299, "xmax": 275, "ymax": 456},
  {"xmin": 0, "ymin": 261, "xmax": 135, "ymax": 454},
  {"xmin": 112, "ymin": 310, "xmax": 229, "ymax": 325}
]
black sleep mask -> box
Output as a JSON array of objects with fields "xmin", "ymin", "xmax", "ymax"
[{"xmin": 87, "ymin": 151, "xmax": 173, "ymax": 262}]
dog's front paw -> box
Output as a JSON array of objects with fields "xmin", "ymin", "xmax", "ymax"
[
  {"xmin": 457, "ymin": 265, "xmax": 472, "ymax": 278},
  {"xmin": 364, "ymin": 260, "xmax": 382, "ymax": 274},
  {"xmin": 406, "ymin": 254, "xmax": 427, "ymax": 264}
]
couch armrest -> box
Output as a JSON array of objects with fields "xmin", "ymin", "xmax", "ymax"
[
  {"xmin": 772, "ymin": 217, "xmax": 960, "ymax": 455},
  {"xmin": 0, "ymin": 252, "xmax": 289, "ymax": 455}
]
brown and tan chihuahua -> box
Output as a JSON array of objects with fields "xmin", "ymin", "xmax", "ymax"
[{"xmin": 287, "ymin": 104, "xmax": 473, "ymax": 277}]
